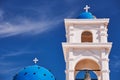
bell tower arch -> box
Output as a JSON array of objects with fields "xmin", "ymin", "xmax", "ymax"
[
  {"xmin": 62, "ymin": 5, "xmax": 112, "ymax": 80},
  {"xmin": 75, "ymin": 59, "xmax": 101, "ymax": 80},
  {"xmin": 81, "ymin": 31, "xmax": 93, "ymax": 42}
]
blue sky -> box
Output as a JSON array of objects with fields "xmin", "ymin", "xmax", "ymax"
[{"xmin": 0, "ymin": 0, "xmax": 120, "ymax": 80}]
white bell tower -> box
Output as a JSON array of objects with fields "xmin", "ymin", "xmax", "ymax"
[{"xmin": 62, "ymin": 5, "xmax": 112, "ymax": 80}]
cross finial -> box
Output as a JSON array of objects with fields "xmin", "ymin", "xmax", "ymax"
[
  {"xmin": 33, "ymin": 57, "xmax": 39, "ymax": 64},
  {"xmin": 84, "ymin": 5, "xmax": 90, "ymax": 12}
]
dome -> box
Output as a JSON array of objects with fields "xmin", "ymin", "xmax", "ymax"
[
  {"xmin": 78, "ymin": 12, "xmax": 94, "ymax": 19},
  {"xmin": 13, "ymin": 65, "xmax": 55, "ymax": 80}
]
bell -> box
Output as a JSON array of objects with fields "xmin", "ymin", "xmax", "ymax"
[{"xmin": 84, "ymin": 71, "xmax": 91, "ymax": 80}]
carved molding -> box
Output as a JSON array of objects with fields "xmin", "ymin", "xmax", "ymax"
[
  {"xmin": 68, "ymin": 33, "xmax": 74, "ymax": 36},
  {"xmin": 101, "ymin": 70, "xmax": 110, "ymax": 73},
  {"xmin": 67, "ymin": 69, "xmax": 74, "ymax": 72},
  {"xmin": 68, "ymin": 58, "xmax": 74, "ymax": 61},
  {"xmin": 100, "ymin": 33, "xmax": 108, "ymax": 37},
  {"xmin": 101, "ymin": 58, "xmax": 109, "ymax": 61}
]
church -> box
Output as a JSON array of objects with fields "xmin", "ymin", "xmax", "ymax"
[{"xmin": 13, "ymin": 5, "xmax": 112, "ymax": 80}]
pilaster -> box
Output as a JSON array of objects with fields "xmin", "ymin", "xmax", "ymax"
[
  {"xmin": 101, "ymin": 49, "xmax": 110, "ymax": 80},
  {"xmin": 100, "ymin": 25, "xmax": 108, "ymax": 43}
]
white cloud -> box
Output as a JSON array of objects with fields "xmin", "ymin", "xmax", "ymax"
[
  {"xmin": 0, "ymin": 8, "xmax": 74, "ymax": 38},
  {"xmin": 0, "ymin": 18, "xmax": 62, "ymax": 38},
  {"xmin": 0, "ymin": 6, "xmax": 64, "ymax": 38},
  {"xmin": 0, "ymin": 50, "xmax": 36, "ymax": 59},
  {"xmin": 0, "ymin": 5, "xmax": 77, "ymax": 38}
]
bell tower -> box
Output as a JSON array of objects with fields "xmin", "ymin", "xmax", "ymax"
[{"xmin": 62, "ymin": 5, "xmax": 112, "ymax": 80}]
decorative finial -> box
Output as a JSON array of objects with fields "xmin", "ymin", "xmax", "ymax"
[
  {"xmin": 33, "ymin": 57, "xmax": 39, "ymax": 64},
  {"xmin": 84, "ymin": 5, "xmax": 90, "ymax": 12}
]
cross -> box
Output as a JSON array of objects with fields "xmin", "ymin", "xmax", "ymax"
[
  {"xmin": 84, "ymin": 5, "xmax": 90, "ymax": 12},
  {"xmin": 33, "ymin": 57, "xmax": 39, "ymax": 64}
]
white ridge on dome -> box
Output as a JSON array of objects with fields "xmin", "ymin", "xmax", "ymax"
[
  {"xmin": 84, "ymin": 5, "xmax": 90, "ymax": 12},
  {"xmin": 33, "ymin": 57, "xmax": 39, "ymax": 64}
]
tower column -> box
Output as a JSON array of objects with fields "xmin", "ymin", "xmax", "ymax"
[
  {"xmin": 101, "ymin": 60, "xmax": 110, "ymax": 80},
  {"xmin": 98, "ymin": 75, "xmax": 101, "ymax": 80},
  {"xmin": 66, "ymin": 61, "xmax": 75, "ymax": 80},
  {"xmin": 69, "ymin": 26, "xmax": 74, "ymax": 43},
  {"xmin": 66, "ymin": 50, "xmax": 75, "ymax": 80},
  {"xmin": 67, "ymin": 70, "xmax": 74, "ymax": 80},
  {"xmin": 101, "ymin": 49, "xmax": 110, "ymax": 80},
  {"xmin": 100, "ymin": 25, "xmax": 108, "ymax": 43}
]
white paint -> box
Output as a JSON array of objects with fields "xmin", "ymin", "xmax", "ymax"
[{"xmin": 62, "ymin": 19, "xmax": 112, "ymax": 80}]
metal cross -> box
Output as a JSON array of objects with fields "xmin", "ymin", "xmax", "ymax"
[
  {"xmin": 84, "ymin": 5, "xmax": 90, "ymax": 12},
  {"xmin": 33, "ymin": 57, "xmax": 39, "ymax": 64}
]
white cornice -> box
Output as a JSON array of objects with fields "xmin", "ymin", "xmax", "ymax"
[
  {"xmin": 64, "ymin": 18, "xmax": 109, "ymax": 27},
  {"xmin": 62, "ymin": 43, "xmax": 112, "ymax": 50},
  {"xmin": 62, "ymin": 42, "xmax": 112, "ymax": 61}
]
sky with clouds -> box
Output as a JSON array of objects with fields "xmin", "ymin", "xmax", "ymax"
[{"xmin": 0, "ymin": 0, "xmax": 120, "ymax": 80}]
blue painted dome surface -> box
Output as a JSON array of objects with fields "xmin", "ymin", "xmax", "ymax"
[
  {"xmin": 78, "ymin": 12, "xmax": 94, "ymax": 19},
  {"xmin": 13, "ymin": 65, "xmax": 55, "ymax": 80}
]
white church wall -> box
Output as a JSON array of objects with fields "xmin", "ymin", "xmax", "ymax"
[
  {"xmin": 67, "ymin": 25, "xmax": 105, "ymax": 43},
  {"xmin": 63, "ymin": 18, "xmax": 112, "ymax": 80}
]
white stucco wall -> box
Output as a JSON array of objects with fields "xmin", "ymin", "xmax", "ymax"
[
  {"xmin": 67, "ymin": 25, "xmax": 108, "ymax": 43},
  {"xmin": 62, "ymin": 19, "xmax": 112, "ymax": 80}
]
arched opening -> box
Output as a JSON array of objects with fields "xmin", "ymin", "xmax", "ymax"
[
  {"xmin": 81, "ymin": 31, "xmax": 93, "ymax": 42},
  {"xmin": 76, "ymin": 71, "xmax": 97, "ymax": 80},
  {"xmin": 74, "ymin": 59, "xmax": 101, "ymax": 80}
]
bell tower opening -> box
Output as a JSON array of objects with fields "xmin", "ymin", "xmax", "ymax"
[
  {"xmin": 75, "ymin": 70, "xmax": 97, "ymax": 80},
  {"xmin": 81, "ymin": 31, "xmax": 93, "ymax": 42},
  {"xmin": 74, "ymin": 59, "xmax": 100, "ymax": 80}
]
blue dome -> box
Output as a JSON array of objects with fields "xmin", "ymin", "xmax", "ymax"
[
  {"xmin": 13, "ymin": 65, "xmax": 55, "ymax": 80},
  {"xmin": 78, "ymin": 12, "xmax": 94, "ymax": 19}
]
